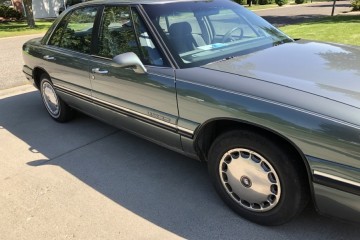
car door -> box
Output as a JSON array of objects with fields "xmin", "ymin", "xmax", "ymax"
[
  {"xmin": 42, "ymin": 6, "xmax": 99, "ymax": 101},
  {"xmin": 88, "ymin": 5, "xmax": 181, "ymax": 149}
]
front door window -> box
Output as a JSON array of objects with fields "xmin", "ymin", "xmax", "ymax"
[{"xmin": 97, "ymin": 6, "xmax": 166, "ymax": 66}]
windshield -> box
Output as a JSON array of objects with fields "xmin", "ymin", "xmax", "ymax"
[{"xmin": 143, "ymin": 0, "xmax": 293, "ymax": 68}]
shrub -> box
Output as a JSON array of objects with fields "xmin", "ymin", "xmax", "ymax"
[
  {"xmin": 0, "ymin": 5, "xmax": 22, "ymax": 19},
  {"xmin": 275, "ymin": 0, "xmax": 288, "ymax": 6},
  {"xmin": 351, "ymin": 0, "xmax": 360, "ymax": 11},
  {"xmin": 295, "ymin": 0, "xmax": 305, "ymax": 4}
]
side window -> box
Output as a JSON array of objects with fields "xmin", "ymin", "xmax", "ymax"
[
  {"xmin": 131, "ymin": 8, "xmax": 165, "ymax": 66},
  {"xmin": 49, "ymin": 7, "xmax": 98, "ymax": 54},
  {"xmin": 98, "ymin": 6, "xmax": 140, "ymax": 58},
  {"xmin": 48, "ymin": 14, "xmax": 70, "ymax": 46},
  {"xmin": 97, "ymin": 6, "xmax": 166, "ymax": 66}
]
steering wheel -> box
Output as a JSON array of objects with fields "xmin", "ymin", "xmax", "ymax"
[{"xmin": 221, "ymin": 26, "xmax": 244, "ymax": 43}]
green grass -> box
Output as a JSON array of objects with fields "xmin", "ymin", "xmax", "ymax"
[
  {"xmin": 280, "ymin": 15, "xmax": 360, "ymax": 46},
  {"xmin": 0, "ymin": 20, "xmax": 53, "ymax": 38}
]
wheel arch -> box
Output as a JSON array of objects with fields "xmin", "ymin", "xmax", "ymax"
[
  {"xmin": 193, "ymin": 118, "xmax": 314, "ymax": 198},
  {"xmin": 33, "ymin": 67, "xmax": 49, "ymax": 89}
]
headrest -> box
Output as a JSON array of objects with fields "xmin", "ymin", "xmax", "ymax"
[{"xmin": 169, "ymin": 22, "xmax": 192, "ymax": 36}]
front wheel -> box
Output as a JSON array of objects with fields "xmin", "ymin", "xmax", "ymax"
[
  {"xmin": 208, "ymin": 130, "xmax": 308, "ymax": 226},
  {"xmin": 40, "ymin": 74, "xmax": 74, "ymax": 122}
]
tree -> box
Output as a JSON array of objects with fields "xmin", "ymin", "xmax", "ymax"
[
  {"xmin": 331, "ymin": 0, "xmax": 336, "ymax": 16},
  {"xmin": 23, "ymin": 0, "xmax": 35, "ymax": 28}
]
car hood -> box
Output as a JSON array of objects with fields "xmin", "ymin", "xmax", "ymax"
[{"xmin": 203, "ymin": 40, "xmax": 360, "ymax": 109}]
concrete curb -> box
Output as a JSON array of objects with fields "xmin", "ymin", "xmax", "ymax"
[
  {"xmin": 0, "ymin": 84, "xmax": 36, "ymax": 99},
  {"xmin": 0, "ymin": 33, "xmax": 45, "ymax": 40}
]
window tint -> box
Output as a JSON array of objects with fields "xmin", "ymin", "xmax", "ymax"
[{"xmin": 49, "ymin": 7, "xmax": 98, "ymax": 54}]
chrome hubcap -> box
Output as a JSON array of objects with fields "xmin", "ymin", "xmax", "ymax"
[
  {"xmin": 219, "ymin": 148, "xmax": 281, "ymax": 212},
  {"xmin": 42, "ymin": 81, "xmax": 60, "ymax": 117}
]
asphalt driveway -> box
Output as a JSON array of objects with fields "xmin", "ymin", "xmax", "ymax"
[{"xmin": 256, "ymin": 1, "xmax": 353, "ymax": 26}]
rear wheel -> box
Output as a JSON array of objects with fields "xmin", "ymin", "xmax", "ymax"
[
  {"xmin": 40, "ymin": 74, "xmax": 74, "ymax": 122},
  {"xmin": 208, "ymin": 130, "xmax": 308, "ymax": 225}
]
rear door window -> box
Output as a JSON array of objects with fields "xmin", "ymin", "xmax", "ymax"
[{"xmin": 49, "ymin": 7, "xmax": 99, "ymax": 54}]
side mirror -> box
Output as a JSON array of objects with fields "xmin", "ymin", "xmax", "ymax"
[{"xmin": 112, "ymin": 52, "xmax": 147, "ymax": 74}]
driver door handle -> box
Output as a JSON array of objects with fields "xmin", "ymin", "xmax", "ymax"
[
  {"xmin": 92, "ymin": 68, "xmax": 108, "ymax": 74},
  {"xmin": 43, "ymin": 55, "xmax": 55, "ymax": 60}
]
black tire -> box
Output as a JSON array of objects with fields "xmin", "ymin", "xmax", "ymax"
[
  {"xmin": 39, "ymin": 74, "xmax": 74, "ymax": 122},
  {"xmin": 208, "ymin": 130, "xmax": 308, "ymax": 226}
]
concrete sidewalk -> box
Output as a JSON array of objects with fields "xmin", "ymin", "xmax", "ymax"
[{"xmin": 1, "ymin": 85, "xmax": 360, "ymax": 239}]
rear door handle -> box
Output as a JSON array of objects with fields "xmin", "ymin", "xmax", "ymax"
[
  {"xmin": 92, "ymin": 68, "xmax": 108, "ymax": 74},
  {"xmin": 43, "ymin": 55, "xmax": 55, "ymax": 60}
]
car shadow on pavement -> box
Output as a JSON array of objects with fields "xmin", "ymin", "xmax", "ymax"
[{"xmin": 1, "ymin": 91, "xmax": 360, "ymax": 240}]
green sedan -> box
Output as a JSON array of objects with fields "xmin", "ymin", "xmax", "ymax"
[{"xmin": 22, "ymin": 0, "xmax": 360, "ymax": 225}]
